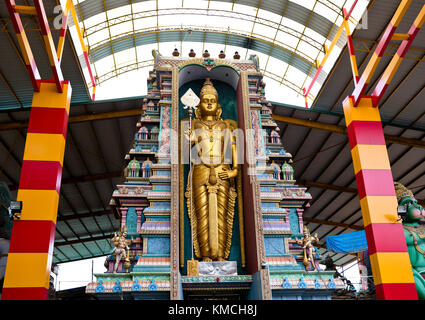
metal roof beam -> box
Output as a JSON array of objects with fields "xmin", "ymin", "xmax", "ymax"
[
  {"xmin": 271, "ymin": 113, "xmax": 425, "ymax": 149},
  {"xmin": 58, "ymin": 209, "xmax": 112, "ymax": 222},
  {"xmin": 0, "ymin": 108, "xmax": 142, "ymax": 132},
  {"xmin": 55, "ymin": 233, "xmax": 113, "ymax": 247},
  {"xmin": 303, "ymin": 217, "xmax": 363, "ymax": 231}
]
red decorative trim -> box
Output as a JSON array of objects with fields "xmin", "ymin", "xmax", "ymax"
[
  {"xmin": 364, "ymin": 223, "xmax": 408, "ymax": 255},
  {"xmin": 356, "ymin": 169, "xmax": 396, "ymax": 200},
  {"xmin": 1, "ymin": 287, "xmax": 49, "ymax": 300},
  {"xmin": 375, "ymin": 283, "xmax": 418, "ymax": 300},
  {"xmin": 27, "ymin": 107, "xmax": 69, "ymax": 137},
  {"xmin": 19, "ymin": 160, "xmax": 63, "ymax": 194},
  {"xmin": 376, "ymin": 24, "xmax": 397, "ymax": 57},
  {"xmin": 8, "ymin": 220, "xmax": 56, "ymax": 254},
  {"xmin": 347, "ymin": 121, "xmax": 386, "ymax": 148}
]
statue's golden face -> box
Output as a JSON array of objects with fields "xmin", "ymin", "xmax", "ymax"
[{"xmin": 199, "ymin": 93, "xmax": 218, "ymax": 116}]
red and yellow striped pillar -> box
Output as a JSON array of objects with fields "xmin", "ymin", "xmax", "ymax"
[
  {"xmin": 343, "ymin": 96, "xmax": 417, "ymax": 300},
  {"xmin": 2, "ymin": 81, "xmax": 71, "ymax": 300}
]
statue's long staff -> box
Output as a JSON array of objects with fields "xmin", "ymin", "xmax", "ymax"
[{"xmin": 181, "ymin": 88, "xmax": 200, "ymax": 263}]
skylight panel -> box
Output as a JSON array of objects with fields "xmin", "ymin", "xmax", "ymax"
[
  {"xmin": 95, "ymin": 68, "xmax": 148, "ymax": 100},
  {"xmin": 275, "ymin": 31, "xmax": 298, "ymax": 51},
  {"xmin": 136, "ymin": 45, "xmax": 157, "ymax": 61},
  {"xmin": 87, "ymin": 28, "xmax": 110, "ymax": 47},
  {"xmin": 303, "ymin": 28, "xmax": 326, "ymax": 49},
  {"xmin": 110, "ymin": 21, "xmax": 133, "ymax": 38},
  {"xmin": 83, "ymin": 12, "xmax": 107, "ymax": 30},
  {"xmin": 132, "ymin": 1, "xmax": 157, "ymax": 12},
  {"xmin": 290, "ymin": 0, "xmax": 316, "ymax": 11},
  {"xmin": 264, "ymin": 77, "xmax": 305, "ymax": 107},
  {"xmin": 309, "ymin": 80, "xmax": 322, "ymax": 98},
  {"xmin": 256, "ymin": 8, "xmax": 283, "ymax": 24},
  {"xmin": 207, "ymin": 15, "xmax": 235, "ymax": 30},
  {"xmin": 114, "ymin": 48, "xmax": 135, "ymax": 68},
  {"xmin": 184, "ymin": 0, "xmax": 210, "ymax": 10},
  {"xmin": 322, "ymin": 42, "xmax": 340, "ymax": 73},
  {"xmin": 329, "ymin": 0, "xmax": 348, "ymax": 7},
  {"xmin": 233, "ymin": 3, "xmax": 257, "ymax": 16},
  {"xmin": 133, "ymin": 16, "xmax": 157, "ymax": 31},
  {"xmin": 107, "ymin": 5, "xmax": 131, "ymax": 20},
  {"xmin": 285, "ymin": 65, "xmax": 308, "ymax": 89},
  {"xmin": 71, "ymin": 0, "xmax": 371, "ymax": 105},
  {"xmin": 158, "ymin": 0, "xmax": 181, "ymax": 10},
  {"xmin": 253, "ymin": 23, "xmax": 277, "ymax": 40},
  {"xmin": 95, "ymin": 55, "xmax": 115, "ymax": 73},
  {"xmin": 280, "ymin": 17, "xmax": 306, "ymax": 33},
  {"xmin": 314, "ymin": 2, "xmax": 339, "ymax": 22},
  {"xmin": 349, "ymin": 0, "xmax": 369, "ymax": 25},
  {"xmin": 207, "ymin": 1, "xmax": 233, "ymax": 11},
  {"xmin": 265, "ymin": 56, "xmax": 288, "ymax": 76},
  {"xmin": 228, "ymin": 18, "xmax": 254, "ymax": 33},
  {"xmin": 297, "ymin": 41, "xmax": 320, "ymax": 61}
]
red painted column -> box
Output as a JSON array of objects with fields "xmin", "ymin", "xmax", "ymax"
[
  {"xmin": 2, "ymin": 81, "xmax": 71, "ymax": 300},
  {"xmin": 343, "ymin": 96, "xmax": 417, "ymax": 300}
]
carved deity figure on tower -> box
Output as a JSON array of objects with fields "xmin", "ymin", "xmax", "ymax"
[
  {"xmin": 296, "ymin": 226, "xmax": 319, "ymax": 271},
  {"xmin": 111, "ymin": 226, "xmax": 132, "ymax": 273},
  {"xmin": 185, "ymin": 77, "xmax": 239, "ymax": 262}
]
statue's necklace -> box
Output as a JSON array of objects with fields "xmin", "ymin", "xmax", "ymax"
[{"xmin": 199, "ymin": 118, "xmax": 217, "ymax": 130}]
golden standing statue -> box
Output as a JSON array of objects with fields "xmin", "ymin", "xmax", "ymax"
[{"xmin": 185, "ymin": 78, "xmax": 238, "ymax": 262}]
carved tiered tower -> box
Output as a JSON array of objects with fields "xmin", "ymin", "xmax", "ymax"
[{"xmin": 86, "ymin": 50, "xmax": 343, "ymax": 300}]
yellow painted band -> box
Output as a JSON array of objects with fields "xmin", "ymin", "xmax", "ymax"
[
  {"xmin": 42, "ymin": 34, "xmax": 56, "ymax": 66},
  {"xmin": 413, "ymin": 5, "xmax": 425, "ymax": 29},
  {"xmin": 381, "ymin": 54, "xmax": 403, "ymax": 86},
  {"xmin": 14, "ymin": 5, "xmax": 37, "ymax": 15},
  {"xmin": 17, "ymin": 189, "xmax": 60, "ymax": 223},
  {"xmin": 363, "ymin": 52, "xmax": 381, "ymax": 84},
  {"xmin": 351, "ymin": 144, "xmax": 391, "ymax": 174},
  {"xmin": 349, "ymin": 55, "xmax": 359, "ymax": 77},
  {"xmin": 3, "ymin": 253, "xmax": 52, "ymax": 289},
  {"xmin": 16, "ymin": 33, "xmax": 33, "ymax": 66},
  {"xmin": 23, "ymin": 133, "xmax": 66, "ymax": 166},
  {"xmin": 360, "ymin": 196, "xmax": 399, "ymax": 227},
  {"xmin": 69, "ymin": 4, "xmax": 88, "ymax": 52},
  {"xmin": 343, "ymin": 96, "xmax": 381, "ymax": 126},
  {"xmin": 369, "ymin": 252, "xmax": 415, "ymax": 285},
  {"xmin": 56, "ymin": 36, "xmax": 66, "ymax": 61},
  {"xmin": 390, "ymin": 0, "xmax": 412, "ymax": 27},
  {"xmin": 320, "ymin": 23, "xmax": 345, "ymax": 67},
  {"xmin": 32, "ymin": 82, "xmax": 71, "ymax": 113}
]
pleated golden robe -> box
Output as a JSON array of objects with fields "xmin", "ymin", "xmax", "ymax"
[{"xmin": 185, "ymin": 118, "xmax": 237, "ymax": 261}]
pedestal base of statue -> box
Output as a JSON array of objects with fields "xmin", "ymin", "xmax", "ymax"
[{"xmin": 198, "ymin": 261, "xmax": 237, "ymax": 276}]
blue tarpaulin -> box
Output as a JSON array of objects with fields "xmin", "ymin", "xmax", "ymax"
[{"xmin": 325, "ymin": 230, "xmax": 368, "ymax": 253}]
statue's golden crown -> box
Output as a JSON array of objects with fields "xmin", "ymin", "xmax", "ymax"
[
  {"xmin": 200, "ymin": 77, "xmax": 218, "ymax": 97},
  {"xmin": 394, "ymin": 181, "xmax": 414, "ymax": 202}
]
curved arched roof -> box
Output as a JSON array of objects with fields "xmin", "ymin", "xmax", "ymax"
[{"xmin": 67, "ymin": 0, "xmax": 368, "ymax": 105}]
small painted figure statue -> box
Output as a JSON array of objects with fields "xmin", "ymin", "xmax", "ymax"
[
  {"xmin": 395, "ymin": 182, "xmax": 425, "ymax": 299},
  {"xmin": 296, "ymin": 226, "xmax": 319, "ymax": 271},
  {"xmin": 111, "ymin": 226, "xmax": 132, "ymax": 273}
]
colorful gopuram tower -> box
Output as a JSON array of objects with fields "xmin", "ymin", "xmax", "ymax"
[{"xmin": 86, "ymin": 50, "xmax": 343, "ymax": 300}]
